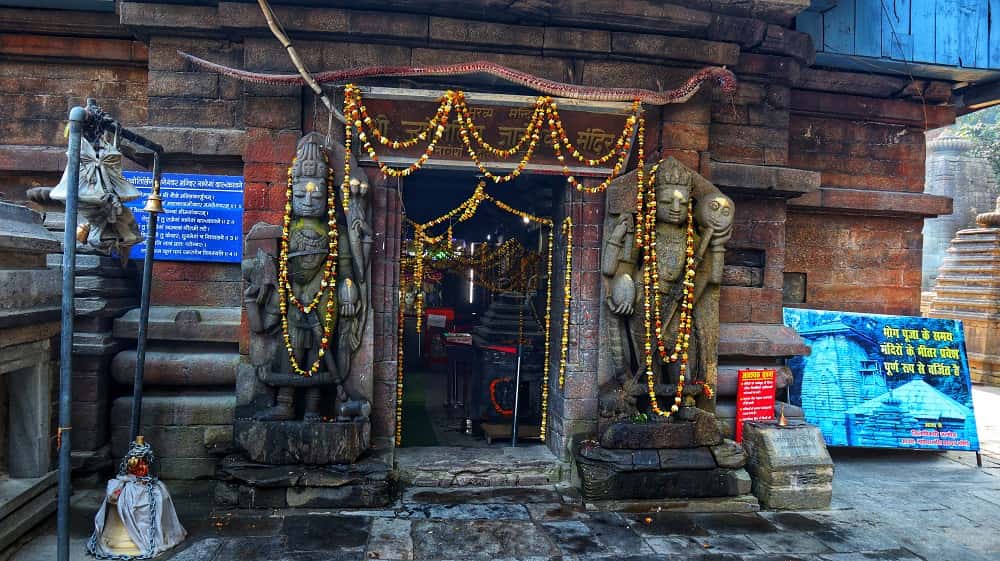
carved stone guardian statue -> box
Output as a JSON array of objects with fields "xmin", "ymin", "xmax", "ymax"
[
  {"xmin": 600, "ymin": 158, "xmax": 733, "ymax": 423},
  {"xmin": 579, "ymin": 157, "xmax": 744, "ymax": 502},
  {"xmin": 236, "ymin": 132, "xmax": 372, "ymax": 465}
]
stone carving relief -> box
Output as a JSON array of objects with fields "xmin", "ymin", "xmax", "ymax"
[
  {"xmin": 599, "ymin": 157, "xmax": 733, "ymax": 425},
  {"xmin": 237, "ymin": 132, "xmax": 372, "ymax": 465}
]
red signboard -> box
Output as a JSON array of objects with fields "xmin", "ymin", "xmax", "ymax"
[{"xmin": 736, "ymin": 368, "xmax": 777, "ymax": 442}]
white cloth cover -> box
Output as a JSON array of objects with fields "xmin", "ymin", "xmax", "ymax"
[
  {"xmin": 87, "ymin": 475, "xmax": 187, "ymax": 560},
  {"xmin": 51, "ymin": 137, "xmax": 140, "ymax": 204}
]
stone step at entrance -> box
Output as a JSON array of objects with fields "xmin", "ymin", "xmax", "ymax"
[{"xmin": 394, "ymin": 445, "xmax": 562, "ymax": 487}]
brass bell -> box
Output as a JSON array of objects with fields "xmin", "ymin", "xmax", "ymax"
[
  {"xmin": 143, "ymin": 192, "xmax": 164, "ymax": 214},
  {"xmin": 102, "ymin": 500, "xmax": 141, "ymax": 555}
]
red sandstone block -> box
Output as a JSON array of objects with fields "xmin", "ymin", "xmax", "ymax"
[
  {"xmin": 577, "ymin": 247, "xmax": 600, "ymax": 272},
  {"xmin": 153, "ymin": 280, "xmax": 240, "ymax": 307},
  {"xmin": 153, "ymin": 262, "xmax": 239, "ymax": 282},
  {"xmin": 243, "ymin": 181, "xmax": 269, "ymax": 211},
  {"xmin": 661, "ymin": 122, "xmax": 709, "ymax": 152},
  {"xmin": 659, "ymin": 149, "xmax": 701, "ymax": 170},
  {"xmin": 720, "ymin": 287, "xmax": 753, "ymax": 323},
  {"xmin": 244, "ymin": 96, "xmax": 301, "ymax": 130},
  {"xmin": 244, "ymin": 162, "xmax": 283, "ymax": 184},
  {"xmin": 266, "ymin": 183, "xmax": 290, "ymax": 211}
]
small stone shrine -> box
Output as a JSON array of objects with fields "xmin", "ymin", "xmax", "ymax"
[
  {"xmin": 220, "ymin": 132, "xmax": 389, "ymax": 508},
  {"xmin": 0, "ymin": 203, "xmax": 60, "ymax": 549},
  {"xmin": 742, "ymin": 420, "xmax": 833, "ymax": 510},
  {"xmin": 927, "ymin": 197, "xmax": 1000, "ymax": 385},
  {"xmin": 578, "ymin": 158, "xmax": 753, "ymax": 503}
]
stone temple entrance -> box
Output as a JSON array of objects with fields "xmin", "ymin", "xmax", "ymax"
[{"xmin": 391, "ymin": 167, "xmax": 565, "ymax": 485}]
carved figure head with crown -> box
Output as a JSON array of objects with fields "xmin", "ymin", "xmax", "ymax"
[
  {"xmin": 290, "ymin": 133, "xmax": 329, "ymax": 218},
  {"xmin": 655, "ymin": 160, "xmax": 694, "ymax": 225}
]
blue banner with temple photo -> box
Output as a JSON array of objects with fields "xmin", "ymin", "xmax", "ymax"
[{"xmin": 783, "ymin": 308, "xmax": 980, "ymax": 452}]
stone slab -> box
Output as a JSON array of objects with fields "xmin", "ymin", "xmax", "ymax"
[
  {"xmin": 587, "ymin": 494, "xmax": 760, "ymax": 515},
  {"xmin": 742, "ymin": 420, "xmax": 833, "ymax": 510},
  {"xmin": 0, "ymin": 485, "xmax": 56, "ymax": 552},
  {"xmin": 234, "ymin": 419, "xmax": 370, "ymax": 465},
  {"xmin": 708, "ymin": 161, "xmax": 820, "ymax": 197},
  {"xmin": 218, "ymin": 457, "xmax": 392, "ymax": 509},
  {"xmin": 111, "ymin": 394, "xmax": 235, "ymax": 427},
  {"xmin": 0, "ymin": 202, "xmax": 59, "ymax": 254},
  {"xmin": 74, "ymin": 296, "xmax": 138, "ymax": 318},
  {"xmin": 111, "ymin": 348, "xmax": 239, "ymax": 386},
  {"xmin": 114, "ymin": 305, "xmax": 241, "ymax": 343},
  {"xmin": 74, "ymin": 276, "xmax": 135, "ymax": 298},
  {"xmin": 47, "ymin": 253, "xmax": 130, "ymax": 277},
  {"xmin": 394, "ymin": 445, "xmax": 562, "ymax": 487},
  {"xmin": 719, "ymin": 322, "xmax": 811, "ymax": 357},
  {"xmin": 0, "ymin": 268, "xmax": 59, "ymax": 312}
]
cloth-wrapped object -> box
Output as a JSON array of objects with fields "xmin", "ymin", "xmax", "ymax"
[{"xmin": 87, "ymin": 438, "xmax": 186, "ymax": 560}]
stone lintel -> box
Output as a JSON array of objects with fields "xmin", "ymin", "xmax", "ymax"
[
  {"xmin": 797, "ymin": 68, "xmax": 910, "ymax": 99},
  {"xmin": 121, "ymin": 0, "xmax": 793, "ymax": 59},
  {"xmin": 790, "ymin": 187, "xmax": 953, "ymax": 218},
  {"xmin": 709, "ymin": 161, "xmax": 819, "ymax": 198},
  {"xmin": 719, "ymin": 323, "xmax": 810, "ymax": 358},
  {"xmin": 791, "ymin": 89, "xmax": 956, "ymax": 129}
]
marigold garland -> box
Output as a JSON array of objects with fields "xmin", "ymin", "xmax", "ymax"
[
  {"xmin": 340, "ymin": 83, "xmax": 644, "ymax": 193},
  {"xmin": 539, "ymin": 226, "xmax": 554, "ymax": 442},
  {"xmin": 558, "ymin": 216, "xmax": 572, "ymax": 389}
]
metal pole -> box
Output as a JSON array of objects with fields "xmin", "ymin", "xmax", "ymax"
[
  {"xmin": 57, "ymin": 106, "xmax": 86, "ymax": 561},
  {"xmin": 129, "ymin": 152, "xmax": 163, "ymax": 441},
  {"xmin": 510, "ymin": 292, "xmax": 528, "ymax": 447}
]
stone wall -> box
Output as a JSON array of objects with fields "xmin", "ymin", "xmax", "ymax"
[
  {"xmin": 0, "ymin": 8, "xmax": 147, "ymax": 204},
  {"xmin": 3, "ymin": 0, "xmax": 952, "ymax": 470},
  {"xmin": 784, "ymin": 74, "xmax": 954, "ymax": 315}
]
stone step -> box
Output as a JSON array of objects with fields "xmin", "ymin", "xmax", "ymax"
[
  {"xmin": 47, "ymin": 253, "xmax": 133, "ymax": 278},
  {"xmin": 394, "ymin": 445, "xmax": 562, "ymax": 487},
  {"xmin": 114, "ymin": 305, "xmax": 241, "ymax": 343},
  {"xmin": 111, "ymin": 347, "xmax": 239, "ymax": 386},
  {"xmin": 0, "ymin": 268, "xmax": 60, "ymax": 312},
  {"xmin": 0, "ymin": 473, "xmax": 57, "ymax": 552},
  {"xmin": 111, "ymin": 423, "xmax": 233, "ymax": 459},
  {"xmin": 111, "ymin": 394, "xmax": 234, "ymax": 427},
  {"xmin": 75, "ymin": 276, "xmax": 136, "ymax": 298},
  {"xmin": 73, "ymin": 331, "xmax": 125, "ymax": 356},
  {"xmin": 75, "ymin": 296, "xmax": 138, "ymax": 318}
]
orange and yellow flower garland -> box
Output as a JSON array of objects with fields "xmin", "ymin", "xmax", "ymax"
[
  {"xmin": 340, "ymin": 84, "xmax": 643, "ymax": 194},
  {"xmin": 277, "ymin": 155, "xmax": 339, "ymax": 377},
  {"xmin": 558, "ymin": 216, "xmax": 572, "ymax": 389}
]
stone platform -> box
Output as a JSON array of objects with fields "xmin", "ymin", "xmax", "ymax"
[
  {"xmin": 214, "ymin": 451, "xmax": 392, "ymax": 509},
  {"xmin": 234, "ymin": 419, "xmax": 370, "ymax": 465}
]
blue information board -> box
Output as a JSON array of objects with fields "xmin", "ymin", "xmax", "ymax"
[
  {"xmin": 123, "ymin": 172, "xmax": 243, "ymax": 263},
  {"xmin": 784, "ymin": 308, "xmax": 980, "ymax": 452}
]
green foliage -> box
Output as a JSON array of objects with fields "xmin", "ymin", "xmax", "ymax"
[
  {"xmin": 630, "ymin": 412, "xmax": 649, "ymax": 424},
  {"xmin": 955, "ymin": 105, "xmax": 1000, "ymax": 181}
]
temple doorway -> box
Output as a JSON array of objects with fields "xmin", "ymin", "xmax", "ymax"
[{"xmin": 395, "ymin": 170, "xmax": 560, "ymax": 450}]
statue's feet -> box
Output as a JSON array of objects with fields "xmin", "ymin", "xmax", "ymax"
[{"xmin": 254, "ymin": 403, "xmax": 295, "ymax": 421}]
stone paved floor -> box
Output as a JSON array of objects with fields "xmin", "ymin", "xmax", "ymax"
[{"xmin": 8, "ymin": 386, "xmax": 1000, "ymax": 561}]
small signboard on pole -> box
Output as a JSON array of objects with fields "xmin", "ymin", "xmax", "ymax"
[{"xmin": 736, "ymin": 368, "xmax": 777, "ymax": 442}]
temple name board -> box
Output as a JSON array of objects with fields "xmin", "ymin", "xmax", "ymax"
[
  {"xmin": 123, "ymin": 172, "xmax": 243, "ymax": 263},
  {"xmin": 356, "ymin": 87, "xmax": 644, "ymax": 176}
]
